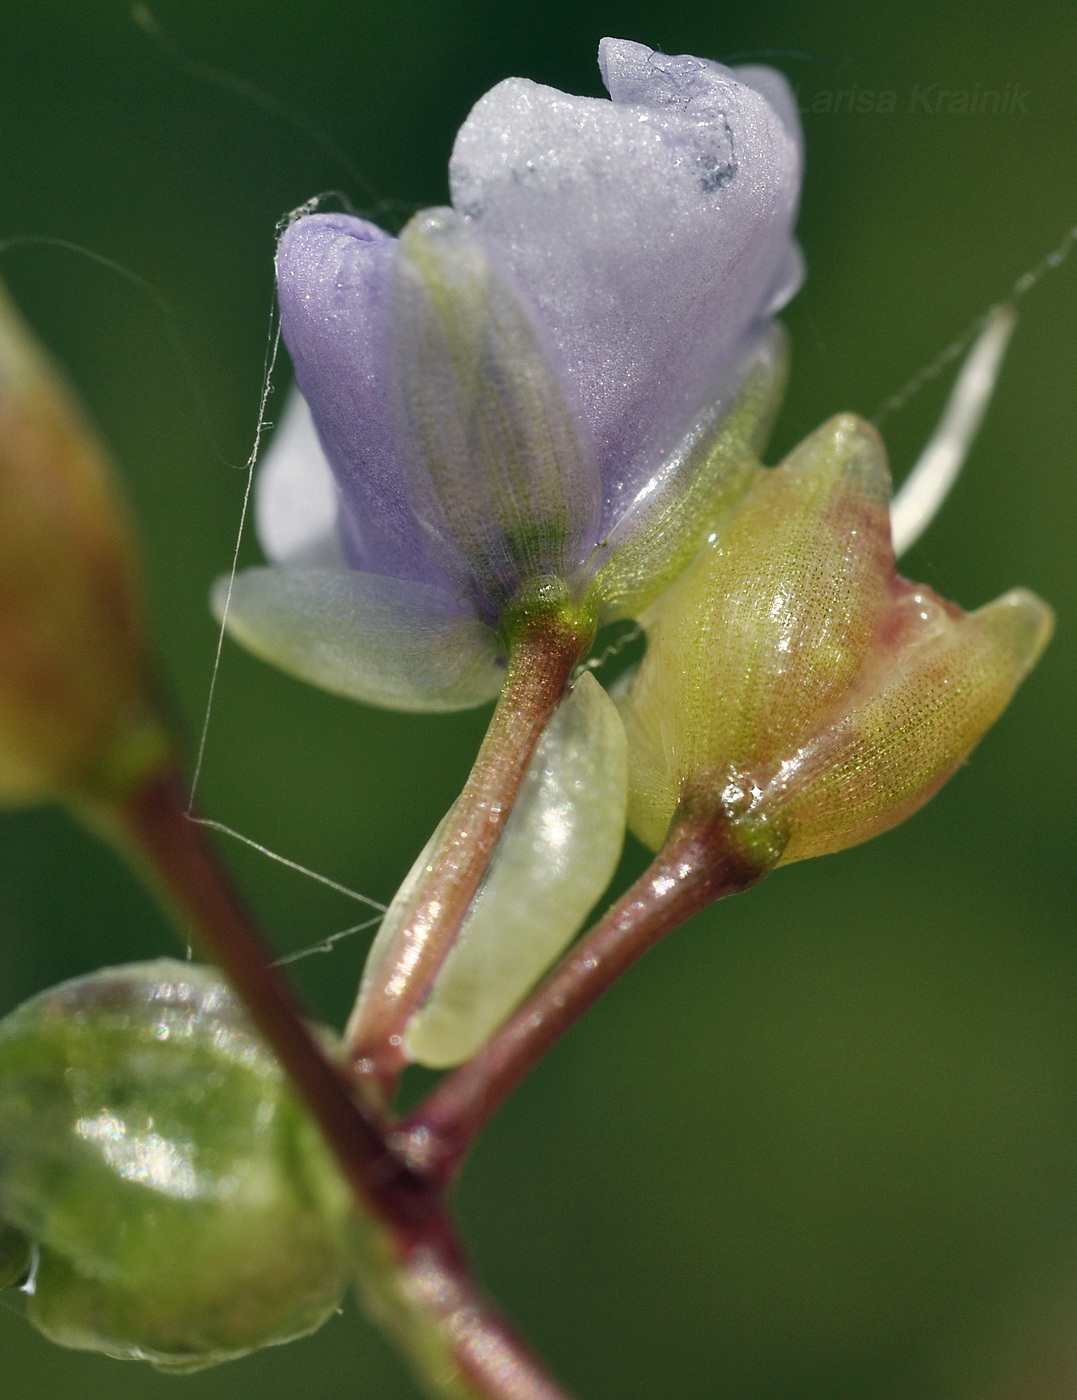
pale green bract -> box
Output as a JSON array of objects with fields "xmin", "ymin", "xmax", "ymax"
[
  {"xmin": 353, "ymin": 672, "xmax": 628, "ymax": 1068},
  {"xmin": 212, "ymin": 567, "xmax": 504, "ymax": 712}
]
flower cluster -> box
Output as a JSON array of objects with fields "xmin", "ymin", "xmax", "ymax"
[
  {"xmin": 0, "ymin": 34, "xmax": 1054, "ymax": 1392},
  {"xmin": 221, "ymin": 38, "xmax": 802, "ymax": 707}
]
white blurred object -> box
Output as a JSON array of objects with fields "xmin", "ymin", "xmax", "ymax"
[
  {"xmin": 891, "ymin": 304, "xmax": 1017, "ymax": 557},
  {"xmin": 254, "ymin": 386, "xmax": 345, "ymax": 566}
]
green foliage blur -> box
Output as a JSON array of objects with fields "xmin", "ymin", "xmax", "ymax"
[{"xmin": 0, "ymin": 2, "xmax": 1074, "ymax": 1397}]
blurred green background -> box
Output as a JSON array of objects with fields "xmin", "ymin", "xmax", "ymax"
[{"xmin": 0, "ymin": 1, "xmax": 1075, "ymax": 1396}]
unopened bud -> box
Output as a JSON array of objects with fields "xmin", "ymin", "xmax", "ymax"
[
  {"xmin": 0, "ymin": 961, "xmax": 357, "ymax": 1372},
  {"xmin": 0, "ymin": 281, "xmax": 169, "ymax": 805},
  {"xmin": 620, "ymin": 414, "xmax": 1052, "ymax": 864}
]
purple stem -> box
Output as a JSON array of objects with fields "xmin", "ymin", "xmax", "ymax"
[{"xmin": 402, "ymin": 799, "xmax": 769, "ymax": 1184}]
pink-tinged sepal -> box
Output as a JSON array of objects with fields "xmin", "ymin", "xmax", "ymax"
[
  {"xmin": 619, "ymin": 412, "xmax": 1052, "ymax": 865},
  {"xmin": 769, "ymin": 584, "xmax": 1053, "ymax": 863},
  {"xmin": 621, "ymin": 413, "xmax": 895, "ymax": 850}
]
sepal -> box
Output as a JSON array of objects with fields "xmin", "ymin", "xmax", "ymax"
[
  {"xmin": 392, "ymin": 209, "xmax": 600, "ymax": 612},
  {"xmin": 621, "ymin": 414, "xmax": 893, "ymax": 848},
  {"xmin": 353, "ymin": 673, "xmax": 628, "ymax": 1067},
  {"xmin": 592, "ymin": 324, "xmax": 787, "ymax": 620},
  {"xmin": 619, "ymin": 413, "xmax": 1052, "ymax": 861},
  {"xmin": 214, "ymin": 567, "xmax": 505, "ymax": 712},
  {"xmin": 772, "ymin": 585, "xmax": 1053, "ymax": 863}
]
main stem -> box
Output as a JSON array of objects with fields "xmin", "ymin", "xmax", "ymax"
[
  {"xmin": 347, "ymin": 609, "xmax": 592, "ymax": 1097},
  {"xmin": 367, "ymin": 1222, "xmax": 575, "ymax": 1400},
  {"xmin": 403, "ymin": 797, "xmax": 770, "ymax": 1184},
  {"xmin": 90, "ymin": 767, "xmax": 574, "ymax": 1400},
  {"xmin": 91, "ymin": 768, "xmax": 426, "ymax": 1223}
]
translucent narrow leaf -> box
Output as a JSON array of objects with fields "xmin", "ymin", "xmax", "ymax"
[
  {"xmin": 214, "ymin": 567, "xmax": 504, "ymax": 713},
  {"xmin": 402, "ymin": 673, "xmax": 627, "ymax": 1068},
  {"xmin": 392, "ymin": 208, "xmax": 600, "ymax": 606},
  {"xmin": 592, "ymin": 324, "xmax": 787, "ymax": 620},
  {"xmin": 890, "ymin": 304, "xmax": 1017, "ymax": 556}
]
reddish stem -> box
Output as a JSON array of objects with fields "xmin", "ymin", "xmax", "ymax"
[
  {"xmin": 347, "ymin": 613, "xmax": 591, "ymax": 1097},
  {"xmin": 376, "ymin": 1221, "xmax": 575, "ymax": 1400},
  {"xmin": 99, "ymin": 769, "xmax": 429, "ymax": 1227},
  {"xmin": 92, "ymin": 767, "xmax": 574, "ymax": 1400},
  {"xmin": 403, "ymin": 798, "xmax": 769, "ymax": 1184}
]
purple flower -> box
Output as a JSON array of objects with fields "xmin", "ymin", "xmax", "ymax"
[{"xmin": 218, "ymin": 39, "xmax": 803, "ymax": 711}]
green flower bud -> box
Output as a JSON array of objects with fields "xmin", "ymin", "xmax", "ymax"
[
  {"xmin": 619, "ymin": 414, "xmax": 1052, "ymax": 863},
  {"xmin": 0, "ymin": 960, "xmax": 357, "ymax": 1372},
  {"xmin": 0, "ymin": 281, "xmax": 170, "ymax": 806}
]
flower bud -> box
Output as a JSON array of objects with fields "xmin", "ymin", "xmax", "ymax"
[
  {"xmin": 0, "ymin": 961, "xmax": 357, "ymax": 1372},
  {"xmin": 0, "ymin": 281, "xmax": 169, "ymax": 805},
  {"xmin": 619, "ymin": 414, "xmax": 1052, "ymax": 864}
]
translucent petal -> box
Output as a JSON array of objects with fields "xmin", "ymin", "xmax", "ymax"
[
  {"xmin": 390, "ymin": 209, "xmax": 600, "ymax": 610},
  {"xmin": 451, "ymin": 40, "xmax": 802, "ymax": 532},
  {"xmin": 621, "ymin": 415, "xmax": 895, "ymax": 850},
  {"xmin": 254, "ymin": 386, "xmax": 345, "ymax": 567},
  {"xmin": 771, "ymin": 586, "xmax": 1053, "ymax": 863},
  {"xmin": 358, "ymin": 674, "xmax": 627, "ymax": 1069},
  {"xmin": 733, "ymin": 65, "xmax": 805, "ymax": 161},
  {"xmin": 213, "ymin": 567, "xmax": 503, "ymax": 712},
  {"xmin": 592, "ymin": 324, "xmax": 787, "ymax": 621}
]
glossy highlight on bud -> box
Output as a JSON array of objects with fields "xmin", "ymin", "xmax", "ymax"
[
  {"xmin": 0, "ymin": 280, "xmax": 169, "ymax": 804},
  {"xmin": 0, "ymin": 961, "xmax": 357, "ymax": 1372},
  {"xmin": 619, "ymin": 413, "xmax": 1052, "ymax": 862}
]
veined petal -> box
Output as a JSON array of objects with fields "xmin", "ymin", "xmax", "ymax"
[
  {"xmin": 213, "ymin": 568, "xmax": 503, "ymax": 712},
  {"xmin": 450, "ymin": 39, "xmax": 802, "ymax": 533},
  {"xmin": 772, "ymin": 587, "xmax": 1054, "ymax": 863},
  {"xmin": 254, "ymin": 386, "xmax": 344, "ymax": 567},
  {"xmin": 275, "ymin": 215, "xmax": 445, "ymax": 587},
  {"xmin": 621, "ymin": 416, "xmax": 894, "ymax": 851},
  {"xmin": 390, "ymin": 209, "xmax": 600, "ymax": 612},
  {"xmin": 364, "ymin": 674, "xmax": 627, "ymax": 1069},
  {"xmin": 592, "ymin": 324, "xmax": 787, "ymax": 620}
]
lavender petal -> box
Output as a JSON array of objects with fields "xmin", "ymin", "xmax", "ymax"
[
  {"xmin": 275, "ymin": 215, "xmax": 446, "ymax": 587},
  {"xmin": 450, "ymin": 38, "xmax": 803, "ymax": 536}
]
